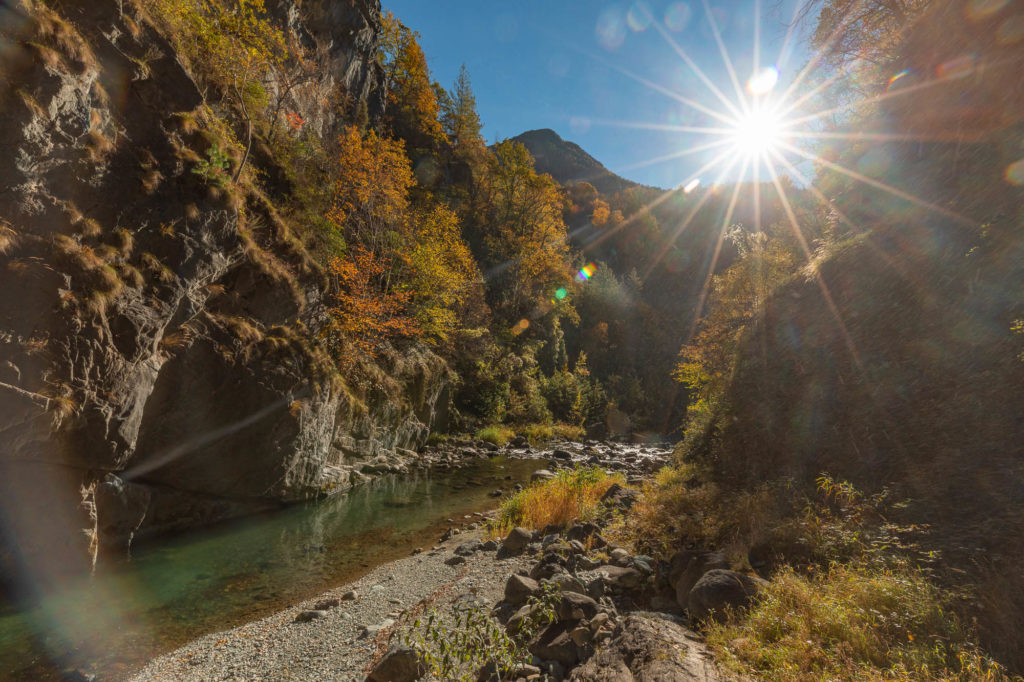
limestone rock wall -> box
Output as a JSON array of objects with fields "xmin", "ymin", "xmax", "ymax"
[{"xmin": 0, "ymin": 0, "xmax": 446, "ymax": 588}]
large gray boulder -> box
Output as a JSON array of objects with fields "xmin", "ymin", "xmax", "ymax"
[
  {"xmin": 688, "ymin": 569, "xmax": 767, "ymax": 623},
  {"xmin": 504, "ymin": 574, "xmax": 540, "ymax": 606}
]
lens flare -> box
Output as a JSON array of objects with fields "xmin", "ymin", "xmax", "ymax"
[
  {"xmin": 683, "ymin": 178, "xmax": 700, "ymax": 193},
  {"xmin": 627, "ymin": 2, "xmax": 653, "ymax": 32},
  {"xmin": 555, "ymin": 287, "xmax": 568, "ymax": 300},
  {"xmin": 576, "ymin": 263, "xmax": 597, "ymax": 281},
  {"xmin": 1006, "ymin": 159, "xmax": 1024, "ymax": 185},
  {"xmin": 747, "ymin": 66, "xmax": 779, "ymax": 94},
  {"xmin": 664, "ymin": 2, "xmax": 691, "ymax": 32}
]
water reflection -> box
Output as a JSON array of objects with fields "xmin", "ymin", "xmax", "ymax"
[{"xmin": 0, "ymin": 457, "xmax": 545, "ymax": 680}]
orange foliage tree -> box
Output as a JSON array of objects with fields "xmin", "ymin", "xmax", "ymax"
[{"xmin": 323, "ymin": 247, "xmax": 419, "ymax": 360}]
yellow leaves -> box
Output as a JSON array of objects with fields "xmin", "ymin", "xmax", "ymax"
[
  {"xmin": 591, "ymin": 198, "xmax": 611, "ymax": 227},
  {"xmin": 330, "ymin": 126, "xmax": 414, "ymax": 246},
  {"xmin": 150, "ymin": 0, "xmax": 288, "ymax": 104},
  {"xmin": 408, "ymin": 204, "xmax": 478, "ymax": 343}
]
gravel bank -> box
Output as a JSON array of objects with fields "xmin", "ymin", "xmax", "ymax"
[{"xmin": 131, "ymin": 526, "xmax": 529, "ymax": 681}]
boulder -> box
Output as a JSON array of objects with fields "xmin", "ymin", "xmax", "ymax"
[
  {"xmin": 313, "ymin": 597, "xmax": 341, "ymax": 610},
  {"xmin": 368, "ymin": 646, "xmax": 427, "ymax": 682},
  {"xmin": 599, "ymin": 484, "xmax": 639, "ymax": 509},
  {"xmin": 501, "ymin": 527, "xmax": 533, "ymax": 554},
  {"xmin": 504, "ymin": 574, "xmax": 541, "ymax": 606},
  {"xmin": 670, "ymin": 550, "xmax": 729, "ymax": 609},
  {"xmin": 556, "ymin": 592, "xmax": 600, "ymax": 621},
  {"xmin": 596, "ymin": 565, "xmax": 644, "ymax": 590},
  {"xmin": 444, "ymin": 555, "xmax": 467, "ymax": 566},
  {"xmin": 529, "ymin": 621, "xmax": 589, "ymax": 667},
  {"xmin": 688, "ymin": 569, "xmax": 767, "ymax": 623},
  {"xmin": 566, "ymin": 522, "xmax": 600, "ymax": 542},
  {"xmin": 531, "ymin": 469, "xmax": 555, "ymax": 482},
  {"xmin": 454, "ymin": 540, "xmax": 483, "ymax": 556},
  {"xmin": 293, "ymin": 610, "xmax": 327, "ymax": 623}
]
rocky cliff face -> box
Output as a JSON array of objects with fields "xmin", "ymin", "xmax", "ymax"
[{"xmin": 0, "ymin": 0, "xmax": 447, "ymax": 588}]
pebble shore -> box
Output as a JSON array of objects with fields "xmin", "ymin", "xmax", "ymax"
[{"xmin": 131, "ymin": 526, "xmax": 527, "ymax": 681}]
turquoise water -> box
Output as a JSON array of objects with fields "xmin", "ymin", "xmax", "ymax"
[{"xmin": 0, "ymin": 456, "xmax": 544, "ymax": 680}]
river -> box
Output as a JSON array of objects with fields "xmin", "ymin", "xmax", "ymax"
[{"xmin": 0, "ymin": 456, "xmax": 547, "ymax": 680}]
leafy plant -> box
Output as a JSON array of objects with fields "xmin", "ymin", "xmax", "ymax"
[
  {"xmin": 401, "ymin": 603, "xmax": 521, "ymax": 681},
  {"xmin": 191, "ymin": 143, "xmax": 231, "ymax": 187}
]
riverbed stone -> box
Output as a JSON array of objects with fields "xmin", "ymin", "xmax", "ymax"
[
  {"xmin": 455, "ymin": 540, "xmax": 483, "ymax": 556},
  {"xmin": 368, "ymin": 646, "xmax": 426, "ymax": 682},
  {"xmin": 501, "ymin": 527, "xmax": 533, "ymax": 554},
  {"xmin": 504, "ymin": 574, "xmax": 541, "ymax": 606},
  {"xmin": 293, "ymin": 610, "xmax": 327, "ymax": 623}
]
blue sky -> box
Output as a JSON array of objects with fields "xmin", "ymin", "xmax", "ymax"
[{"xmin": 383, "ymin": 1, "xmax": 812, "ymax": 189}]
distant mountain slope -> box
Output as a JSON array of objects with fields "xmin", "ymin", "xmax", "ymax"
[{"xmin": 511, "ymin": 129, "xmax": 643, "ymax": 196}]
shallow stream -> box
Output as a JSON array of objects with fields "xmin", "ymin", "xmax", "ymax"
[{"xmin": 0, "ymin": 456, "xmax": 546, "ymax": 680}]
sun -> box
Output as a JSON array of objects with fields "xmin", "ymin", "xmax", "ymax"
[{"xmin": 730, "ymin": 106, "xmax": 786, "ymax": 160}]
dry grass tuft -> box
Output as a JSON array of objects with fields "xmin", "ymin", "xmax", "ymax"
[
  {"xmin": 114, "ymin": 228, "xmax": 134, "ymax": 256},
  {"xmin": 78, "ymin": 217, "xmax": 102, "ymax": 238},
  {"xmin": 25, "ymin": 41, "xmax": 63, "ymax": 69},
  {"xmin": 86, "ymin": 128, "xmax": 115, "ymax": 162},
  {"xmin": 119, "ymin": 263, "xmax": 144, "ymax": 289},
  {"xmin": 0, "ymin": 222, "xmax": 19, "ymax": 255},
  {"xmin": 495, "ymin": 467, "xmax": 625, "ymax": 534},
  {"xmin": 140, "ymin": 252, "xmax": 175, "ymax": 284}
]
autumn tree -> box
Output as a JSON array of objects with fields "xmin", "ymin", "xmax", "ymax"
[
  {"xmin": 407, "ymin": 204, "xmax": 480, "ymax": 343},
  {"xmin": 379, "ymin": 11, "xmax": 444, "ymax": 152},
  {"xmin": 675, "ymin": 227, "xmax": 797, "ymax": 418},
  {"xmin": 323, "ymin": 247, "xmax": 419, "ymax": 362},
  {"xmin": 477, "ymin": 140, "xmax": 572, "ymax": 322},
  {"xmin": 329, "ymin": 125, "xmax": 415, "ymax": 254},
  {"xmin": 441, "ymin": 65, "xmax": 484, "ymax": 156}
]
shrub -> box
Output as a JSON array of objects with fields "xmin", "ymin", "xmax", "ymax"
[
  {"xmin": 706, "ymin": 563, "xmax": 1012, "ymax": 681},
  {"xmin": 495, "ymin": 466, "xmax": 625, "ymax": 533}
]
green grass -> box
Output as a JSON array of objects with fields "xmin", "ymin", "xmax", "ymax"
[
  {"xmin": 494, "ymin": 466, "xmax": 625, "ymax": 533},
  {"xmin": 706, "ymin": 562, "xmax": 1014, "ymax": 681}
]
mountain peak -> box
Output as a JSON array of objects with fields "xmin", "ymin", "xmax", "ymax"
[{"xmin": 511, "ymin": 129, "xmax": 640, "ymax": 196}]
